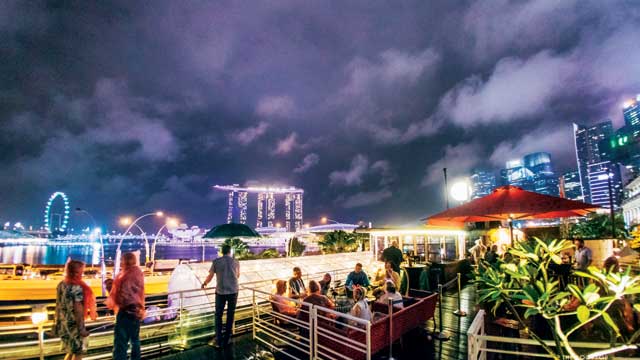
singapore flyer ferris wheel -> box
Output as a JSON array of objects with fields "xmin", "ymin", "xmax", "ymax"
[{"xmin": 44, "ymin": 192, "xmax": 70, "ymax": 233}]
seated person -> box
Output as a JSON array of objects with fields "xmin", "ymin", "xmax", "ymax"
[
  {"xmin": 377, "ymin": 281, "xmax": 404, "ymax": 309},
  {"xmin": 318, "ymin": 273, "xmax": 332, "ymax": 296},
  {"xmin": 300, "ymin": 280, "xmax": 337, "ymax": 320},
  {"xmin": 373, "ymin": 261, "xmax": 400, "ymax": 289},
  {"xmin": 349, "ymin": 287, "xmax": 372, "ymax": 324},
  {"xmin": 271, "ymin": 280, "xmax": 298, "ymax": 316},
  {"xmin": 345, "ymin": 263, "xmax": 370, "ymax": 290},
  {"xmin": 288, "ymin": 266, "xmax": 307, "ymax": 299}
]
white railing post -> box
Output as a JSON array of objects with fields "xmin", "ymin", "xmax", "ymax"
[
  {"xmin": 388, "ymin": 298, "xmax": 396, "ymax": 360},
  {"xmin": 310, "ymin": 306, "xmax": 316, "ymax": 360},
  {"xmin": 252, "ymin": 289, "xmax": 256, "ymax": 340},
  {"xmin": 37, "ymin": 324, "xmax": 44, "ymax": 360},
  {"xmin": 366, "ymin": 321, "xmax": 372, "ymax": 360}
]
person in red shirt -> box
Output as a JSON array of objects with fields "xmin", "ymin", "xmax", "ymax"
[{"xmin": 107, "ymin": 252, "xmax": 145, "ymax": 360}]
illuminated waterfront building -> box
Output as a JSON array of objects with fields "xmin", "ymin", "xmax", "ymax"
[
  {"xmin": 214, "ymin": 184, "xmax": 304, "ymax": 231},
  {"xmin": 470, "ymin": 169, "xmax": 497, "ymax": 199},
  {"xmin": 573, "ymin": 121, "xmax": 614, "ymax": 203},
  {"xmin": 587, "ymin": 161, "xmax": 623, "ymax": 210}
]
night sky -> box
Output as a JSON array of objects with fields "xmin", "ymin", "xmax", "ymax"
[{"xmin": 1, "ymin": 1, "xmax": 640, "ymax": 230}]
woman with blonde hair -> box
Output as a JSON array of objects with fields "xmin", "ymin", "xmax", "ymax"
[
  {"xmin": 349, "ymin": 286, "xmax": 371, "ymax": 323},
  {"xmin": 107, "ymin": 252, "xmax": 145, "ymax": 360},
  {"xmin": 54, "ymin": 260, "xmax": 97, "ymax": 360}
]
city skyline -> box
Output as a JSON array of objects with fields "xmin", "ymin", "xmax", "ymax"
[{"xmin": 1, "ymin": 2, "xmax": 640, "ymax": 228}]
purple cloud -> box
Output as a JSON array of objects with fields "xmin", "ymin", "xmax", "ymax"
[
  {"xmin": 293, "ymin": 153, "xmax": 320, "ymax": 173},
  {"xmin": 256, "ymin": 95, "xmax": 295, "ymax": 118},
  {"xmin": 232, "ymin": 122, "xmax": 269, "ymax": 146}
]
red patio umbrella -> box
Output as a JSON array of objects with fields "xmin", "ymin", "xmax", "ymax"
[{"xmin": 425, "ymin": 185, "xmax": 600, "ymax": 244}]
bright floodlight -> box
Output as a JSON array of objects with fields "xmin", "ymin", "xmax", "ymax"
[
  {"xmin": 119, "ymin": 217, "xmax": 132, "ymax": 226},
  {"xmin": 321, "ymin": 217, "xmax": 328, "ymax": 224},
  {"xmin": 275, "ymin": 222, "xmax": 282, "ymax": 228},
  {"xmin": 92, "ymin": 228, "xmax": 102, "ymax": 234},
  {"xmin": 450, "ymin": 181, "xmax": 471, "ymax": 202},
  {"xmin": 156, "ymin": 211, "xmax": 164, "ymax": 217}
]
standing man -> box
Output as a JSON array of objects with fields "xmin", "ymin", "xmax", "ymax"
[
  {"xmin": 107, "ymin": 252, "xmax": 145, "ymax": 360},
  {"xmin": 573, "ymin": 239, "xmax": 592, "ymax": 271},
  {"xmin": 288, "ymin": 267, "xmax": 307, "ymax": 299},
  {"xmin": 202, "ymin": 244, "xmax": 240, "ymax": 349},
  {"xmin": 382, "ymin": 240, "xmax": 403, "ymax": 273}
]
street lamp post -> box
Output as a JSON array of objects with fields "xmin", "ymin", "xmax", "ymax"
[
  {"xmin": 115, "ymin": 212, "xmax": 163, "ymax": 275},
  {"xmin": 151, "ymin": 218, "xmax": 178, "ymax": 263},
  {"xmin": 321, "ymin": 217, "xmax": 342, "ymax": 225},
  {"xmin": 75, "ymin": 208, "xmax": 106, "ymax": 296}
]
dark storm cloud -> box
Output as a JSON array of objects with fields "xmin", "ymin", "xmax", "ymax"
[{"xmin": 1, "ymin": 1, "xmax": 640, "ymax": 228}]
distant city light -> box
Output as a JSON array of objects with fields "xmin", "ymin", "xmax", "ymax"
[
  {"xmin": 119, "ymin": 217, "xmax": 132, "ymax": 226},
  {"xmin": 624, "ymin": 100, "xmax": 634, "ymax": 109},
  {"xmin": 450, "ymin": 180, "xmax": 471, "ymax": 202},
  {"xmin": 92, "ymin": 228, "xmax": 102, "ymax": 234},
  {"xmin": 166, "ymin": 217, "xmax": 179, "ymax": 228},
  {"xmin": 155, "ymin": 211, "xmax": 164, "ymax": 217}
]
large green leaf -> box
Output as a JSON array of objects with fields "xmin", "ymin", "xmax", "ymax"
[
  {"xmin": 577, "ymin": 305, "xmax": 590, "ymax": 323},
  {"xmin": 601, "ymin": 312, "xmax": 621, "ymax": 338},
  {"xmin": 524, "ymin": 307, "xmax": 540, "ymax": 318}
]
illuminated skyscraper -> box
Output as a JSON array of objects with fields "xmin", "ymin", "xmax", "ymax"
[
  {"xmin": 624, "ymin": 95, "xmax": 640, "ymax": 138},
  {"xmin": 573, "ymin": 121, "xmax": 613, "ymax": 203},
  {"xmin": 215, "ymin": 185, "xmax": 303, "ymax": 229},
  {"xmin": 500, "ymin": 152, "xmax": 559, "ymax": 196},
  {"xmin": 587, "ymin": 161, "xmax": 623, "ymax": 209},
  {"xmin": 470, "ymin": 169, "xmax": 497, "ymax": 199}
]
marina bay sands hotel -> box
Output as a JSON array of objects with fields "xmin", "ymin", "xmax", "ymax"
[{"xmin": 213, "ymin": 184, "xmax": 303, "ymax": 231}]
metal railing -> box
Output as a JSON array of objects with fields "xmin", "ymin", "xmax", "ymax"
[
  {"xmin": 0, "ymin": 266, "xmax": 357, "ymax": 359},
  {"xmin": 251, "ymin": 288, "xmax": 372, "ymax": 360},
  {"xmin": 467, "ymin": 310, "xmax": 634, "ymax": 359}
]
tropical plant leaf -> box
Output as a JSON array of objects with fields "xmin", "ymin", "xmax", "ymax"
[
  {"xmin": 576, "ymin": 305, "xmax": 590, "ymax": 323},
  {"xmin": 601, "ymin": 312, "xmax": 621, "ymax": 338},
  {"xmin": 524, "ymin": 307, "xmax": 539, "ymax": 318}
]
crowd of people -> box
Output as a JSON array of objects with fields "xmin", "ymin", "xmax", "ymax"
[
  {"xmin": 268, "ymin": 258, "xmax": 406, "ymax": 328},
  {"xmin": 52, "ymin": 241, "xmax": 408, "ymax": 358}
]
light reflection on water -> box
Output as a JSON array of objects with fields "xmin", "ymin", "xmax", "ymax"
[{"xmin": 0, "ymin": 240, "xmax": 285, "ymax": 265}]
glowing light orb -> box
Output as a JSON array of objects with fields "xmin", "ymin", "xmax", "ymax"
[{"xmin": 450, "ymin": 181, "xmax": 471, "ymax": 202}]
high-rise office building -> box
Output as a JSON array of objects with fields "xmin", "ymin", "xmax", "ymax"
[
  {"xmin": 587, "ymin": 161, "xmax": 623, "ymax": 210},
  {"xmin": 559, "ymin": 171, "xmax": 583, "ymax": 201},
  {"xmin": 624, "ymin": 95, "xmax": 640, "ymax": 138},
  {"xmin": 500, "ymin": 152, "xmax": 559, "ymax": 196},
  {"xmin": 470, "ymin": 169, "xmax": 497, "ymax": 199},
  {"xmin": 573, "ymin": 121, "xmax": 613, "ymax": 203}
]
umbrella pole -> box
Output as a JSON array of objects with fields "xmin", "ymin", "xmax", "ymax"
[{"xmin": 509, "ymin": 220, "xmax": 514, "ymax": 246}]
